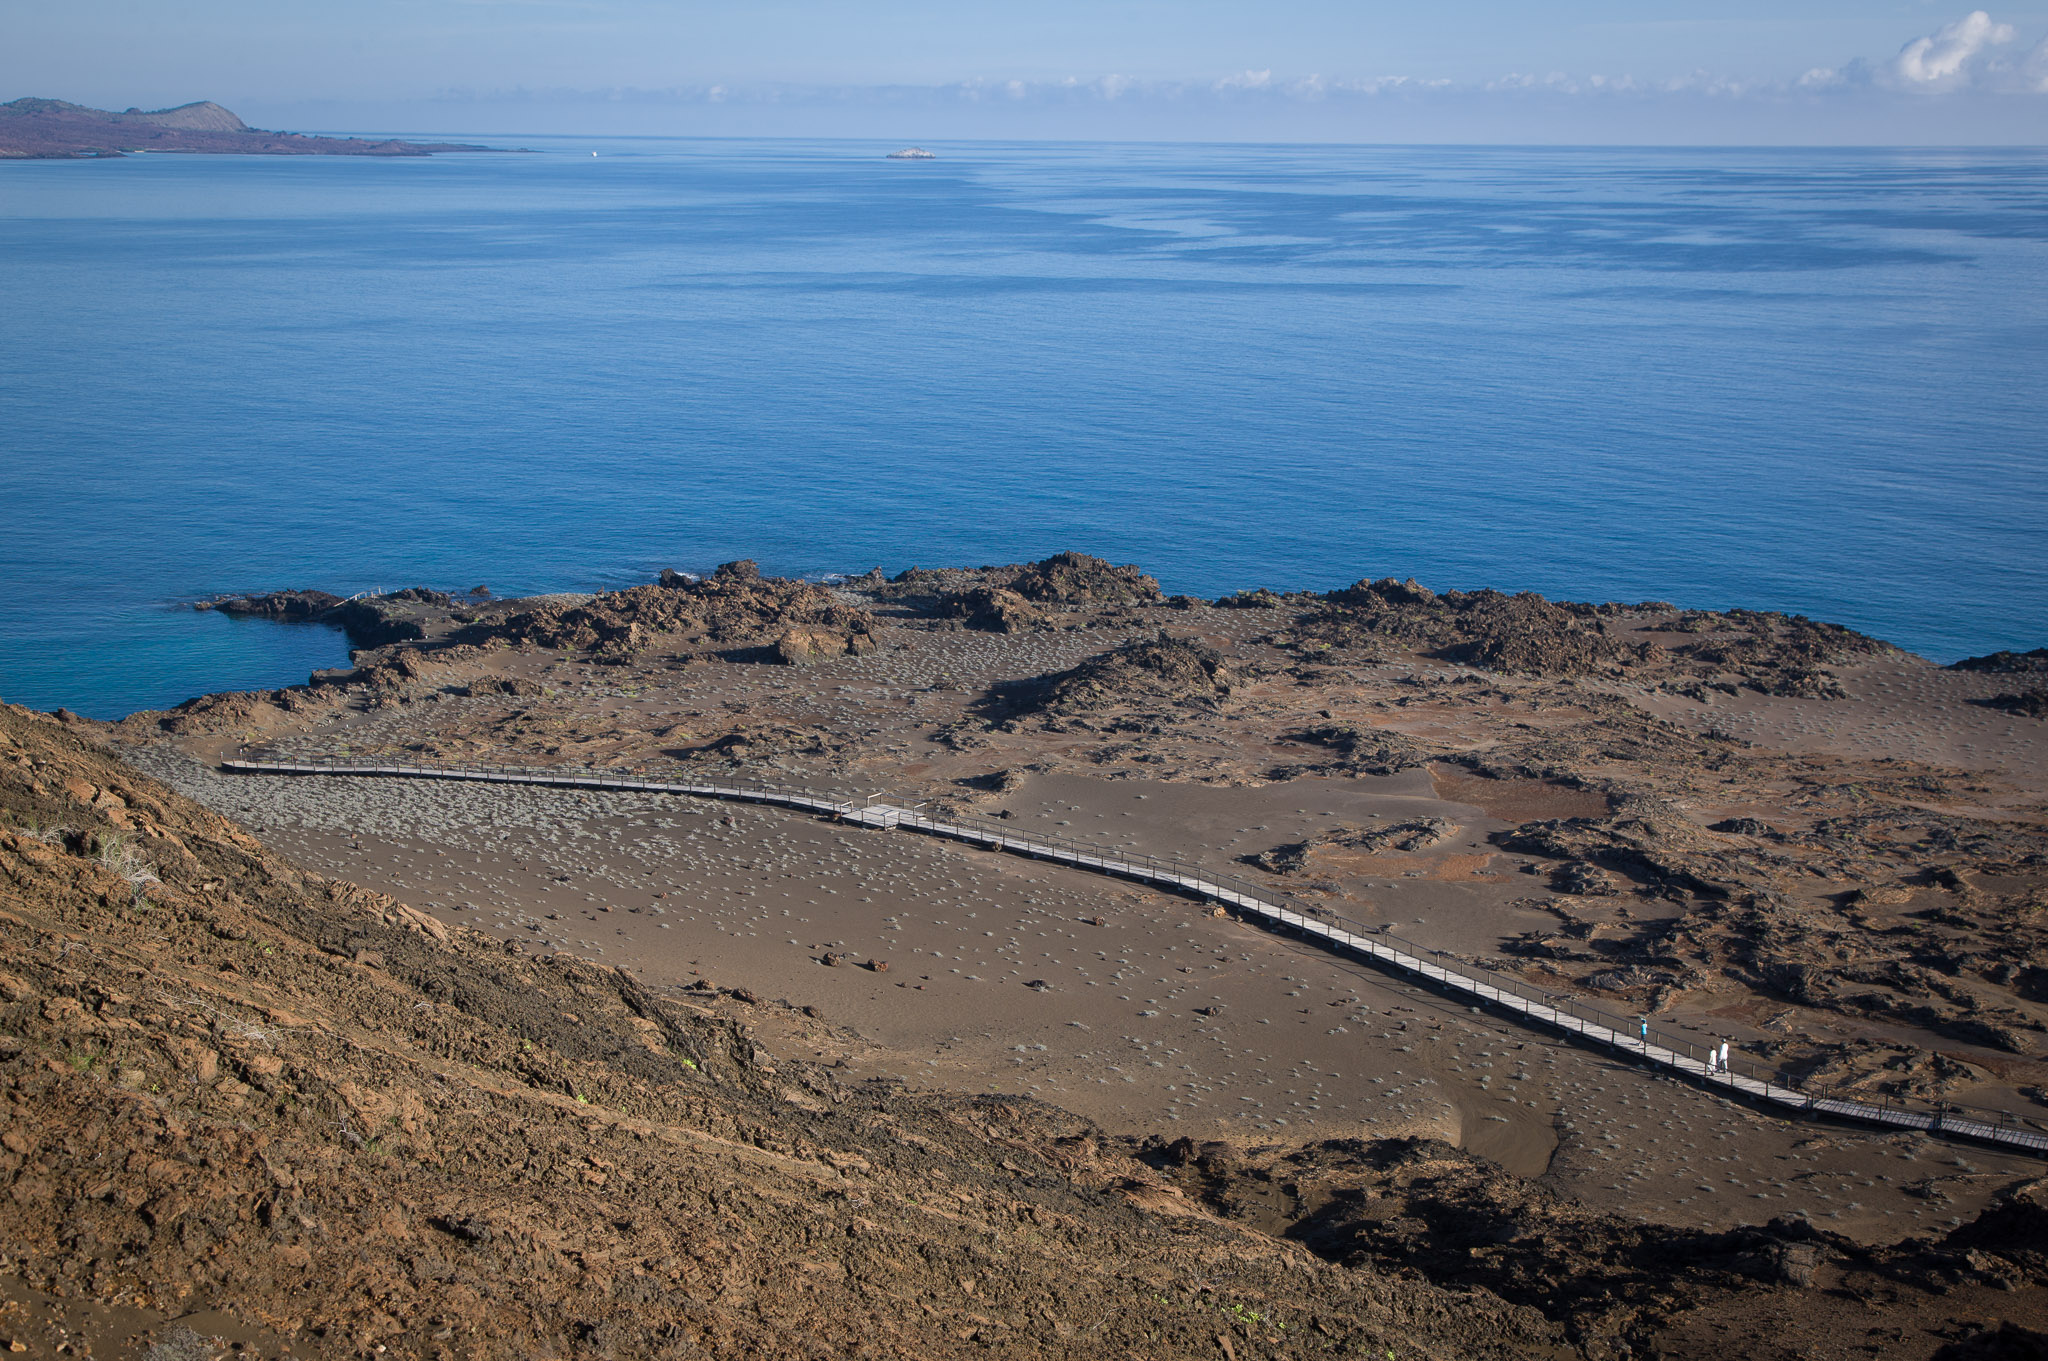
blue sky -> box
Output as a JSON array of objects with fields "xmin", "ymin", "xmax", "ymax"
[{"xmin": 8, "ymin": 1, "xmax": 2048, "ymax": 142}]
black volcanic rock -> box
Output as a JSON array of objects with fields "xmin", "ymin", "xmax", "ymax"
[
  {"xmin": 1268, "ymin": 722, "xmax": 1434, "ymax": 777},
  {"xmin": 196, "ymin": 589, "xmax": 341, "ymax": 622},
  {"xmin": 1710, "ymin": 816, "xmax": 1773, "ymax": 836},
  {"xmin": 196, "ymin": 587, "xmax": 458, "ymax": 651},
  {"xmin": 1299, "ymin": 579, "xmax": 1637, "ymax": 677},
  {"xmin": 1008, "ymin": 552, "xmax": 1162, "ymax": 606},
  {"xmin": 1291, "ymin": 579, "xmax": 1886, "ymax": 692},
  {"xmin": 939, "ymin": 586, "xmax": 1044, "ymax": 634},
  {"xmin": 992, "ymin": 633, "xmax": 1232, "ymax": 722},
  {"xmin": 463, "ymin": 567, "xmax": 876, "ymax": 662},
  {"xmin": 1952, "ymin": 648, "xmax": 2048, "ymax": 674},
  {"xmin": 712, "ymin": 559, "xmax": 763, "ymax": 584},
  {"xmin": 1215, "ymin": 587, "xmax": 1291, "ymax": 609},
  {"xmin": 1979, "ymin": 689, "xmax": 2048, "ymax": 718},
  {"xmin": 326, "ymin": 592, "xmax": 448, "ymax": 649}
]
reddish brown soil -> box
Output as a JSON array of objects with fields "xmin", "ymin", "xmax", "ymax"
[
  {"xmin": 3, "ymin": 702, "xmax": 2043, "ymax": 1359},
  {"xmin": 8, "ymin": 556, "xmax": 2048, "ymax": 1356}
]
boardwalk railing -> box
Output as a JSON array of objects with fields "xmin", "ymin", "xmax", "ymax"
[{"xmin": 223, "ymin": 751, "xmax": 2048, "ymax": 1159}]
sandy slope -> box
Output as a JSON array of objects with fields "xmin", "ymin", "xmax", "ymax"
[{"xmin": 22, "ymin": 555, "xmax": 2045, "ymax": 1355}]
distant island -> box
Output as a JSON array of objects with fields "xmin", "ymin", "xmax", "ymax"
[{"xmin": 0, "ymin": 97, "xmax": 505, "ymax": 159}]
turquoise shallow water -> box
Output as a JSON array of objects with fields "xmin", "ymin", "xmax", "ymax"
[{"xmin": 2, "ymin": 138, "xmax": 2045, "ymax": 718}]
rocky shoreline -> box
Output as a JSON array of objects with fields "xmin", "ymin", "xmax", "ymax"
[{"xmin": 155, "ymin": 553, "xmax": 2048, "ymax": 1110}]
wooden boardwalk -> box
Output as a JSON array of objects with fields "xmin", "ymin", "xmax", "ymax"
[{"xmin": 223, "ymin": 756, "xmax": 2048, "ymax": 1160}]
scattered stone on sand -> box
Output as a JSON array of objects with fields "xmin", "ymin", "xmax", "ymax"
[{"xmin": 101, "ymin": 552, "xmax": 2048, "ymax": 1302}]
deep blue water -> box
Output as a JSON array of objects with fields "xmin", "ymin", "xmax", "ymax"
[{"xmin": 3, "ymin": 138, "xmax": 2045, "ymax": 719}]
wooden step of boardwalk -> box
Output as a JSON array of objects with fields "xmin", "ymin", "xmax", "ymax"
[{"xmin": 220, "ymin": 757, "xmax": 2048, "ymax": 1160}]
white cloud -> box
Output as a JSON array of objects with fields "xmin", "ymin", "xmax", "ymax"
[
  {"xmin": 1214, "ymin": 69, "xmax": 1273, "ymax": 91},
  {"xmin": 422, "ymin": 14, "xmax": 2048, "ymax": 122},
  {"xmin": 1486, "ymin": 72, "xmax": 1580, "ymax": 94},
  {"xmin": 1889, "ymin": 11, "xmax": 2016, "ymax": 90},
  {"xmin": 2025, "ymin": 35, "xmax": 2048, "ymax": 92}
]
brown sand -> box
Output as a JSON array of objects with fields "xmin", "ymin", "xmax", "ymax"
[
  {"xmin": 1633, "ymin": 653, "xmax": 2048, "ymax": 782},
  {"xmin": 134, "ymin": 748, "xmax": 2040, "ymax": 1244},
  {"xmin": 121, "ymin": 577, "xmax": 2048, "ymax": 1256}
]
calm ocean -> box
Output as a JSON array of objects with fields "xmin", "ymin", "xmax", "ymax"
[{"xmin": 2, "ymin": 138, "xmax": 2044, "ymax": 719}]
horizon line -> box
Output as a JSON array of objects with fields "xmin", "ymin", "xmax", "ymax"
[{"xmin": 280, "ymin": 128, "xmax": 2048, "ymax": 152}]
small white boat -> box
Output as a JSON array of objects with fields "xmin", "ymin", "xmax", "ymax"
[{"xmin": 885, "ymin": 147, "xmax": 935, "ymax": 160}]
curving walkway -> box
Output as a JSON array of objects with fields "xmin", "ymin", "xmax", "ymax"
[{"xmin": 222, "ymin": 755, "xmax": 2048, "ymax": 1160}]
